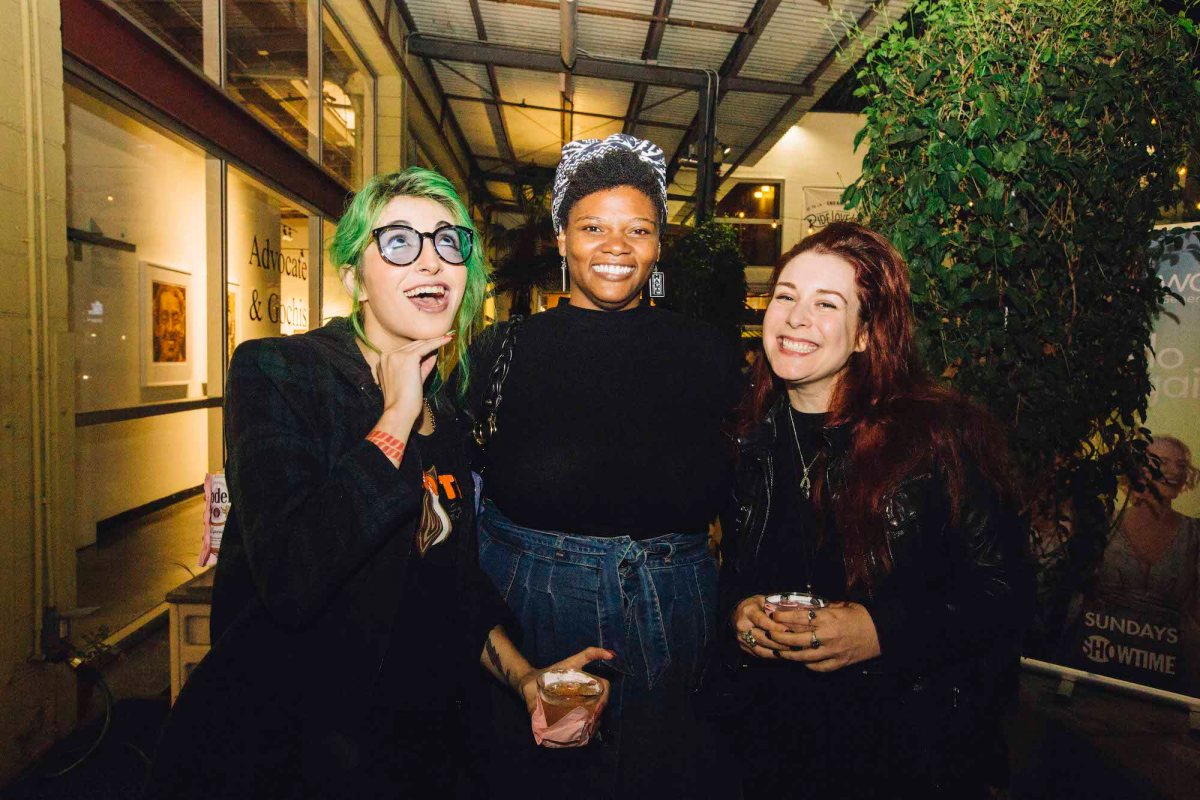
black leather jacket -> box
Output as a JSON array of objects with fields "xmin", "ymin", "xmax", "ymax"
[{"xmin": 718, "ymin": 397, "xmax": 1035, "ymax": 781}]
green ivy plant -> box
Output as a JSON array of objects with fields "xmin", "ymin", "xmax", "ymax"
[
  {"xmin": 658, "ymin": 221, "xmax": 748, "ymax": 347},
  {"xmin": 843, "ymin": 0, "xmax": 1199, "ymax": 646}
]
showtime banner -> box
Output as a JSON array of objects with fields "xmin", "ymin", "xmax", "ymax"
[{"xmin": 1051, "ymin": 226, "xmax": 1200, "ymax": 697}]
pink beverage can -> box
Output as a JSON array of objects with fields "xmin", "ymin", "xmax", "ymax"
[{"xmin": 763, "ymin": 591, "xmax": 827, "ymax": 615}]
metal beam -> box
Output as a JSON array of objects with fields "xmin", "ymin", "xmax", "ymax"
[
  {"xmin": 665, "ymin": 0, "xmax": 785, "ymax": 184},
  {"xmin": 695, "ymin": 75, "xmax": 718, "ymax": 223},
  {"xmin": 407, "ymin": 35, "xmax": 808, "ymax": 94},
  {"xmin": 675, "ymin": 2, "xmax": 893, "ymax": 227},
  {"xmin": 467, "ymin": 0, "xmax": 520, "ymax": 195},
  {"xmin": 396, "ymin": 2, "xmax": 494, "ymax": 206},
  {"xmin": 623, "ymin": 0, "xmax": 671, "ymax": 135},
  {"xmin": 445, "ymin": 93, "xmax": 690, "ymax": 131},
  {"xmin": 715, "ymin": 2, "xmax": 889, "ymax": 194},
  {"xmin": 479, "ymin": 166, "xmax": 557, "ymax": 184},
  {"xmin": 488, "ymin": 0, "xmax": 746, "ymax": 34}
]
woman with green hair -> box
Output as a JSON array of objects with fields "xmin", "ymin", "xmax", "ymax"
[{"xmin": 145, "ymin": 167, "xmax": 610, "ymax": 799}]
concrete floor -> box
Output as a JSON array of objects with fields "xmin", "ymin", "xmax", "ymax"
[
  {"xmin": 74, "ymin": 496, "xmax": 206, "ymax": 645},
  {"xmin": 23, "ymin": 499, "xmax": 1200, "ymax": 798}
]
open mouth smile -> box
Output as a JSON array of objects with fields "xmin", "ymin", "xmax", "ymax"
[
  {"xmin": 403, "ymin": 283, "xmax": 451, "ymax": 313},
  {"xmin": 591, "ymin": 263, "xmax": 636, "ymax": 279},
  {"xmin": 778, "ymin": 337, "xmax": 818, "ymax": 355}
]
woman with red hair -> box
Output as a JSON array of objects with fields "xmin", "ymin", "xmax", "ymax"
[{"xmin": 717, "ymin": 222, "xmax": 1033, "ymax": 798}]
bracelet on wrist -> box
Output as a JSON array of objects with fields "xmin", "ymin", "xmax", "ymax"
[{"xmin": 366, "ymin": 429, "xmax": 405, "ymax": 463}]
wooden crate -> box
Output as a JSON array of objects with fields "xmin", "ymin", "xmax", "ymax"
[{"xmin": 165, "ymin": 568, "xmax": 214, "ymax": 704}]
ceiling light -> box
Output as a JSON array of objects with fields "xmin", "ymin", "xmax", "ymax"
[
  {"xmin": 753, "ymin": 191, "xmax": 763, "ymax": 198},
  {"xmin": 257, "ymin": 49, "xmax": 270, "ymax": 57},
  {"xmin": 760, "ymin": 185, "xmax": 772, "ymax": 193}
]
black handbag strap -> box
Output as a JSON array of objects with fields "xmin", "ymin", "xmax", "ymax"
[{"xmin": 473, "ymin": 315, "xmax": 524, "ymax": 448}]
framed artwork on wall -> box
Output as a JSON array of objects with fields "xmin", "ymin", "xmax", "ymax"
[
  {"xmin": 226, "ymin": 282, "xmax": 239, "ymax": 366},
  {"xmin": 140, "ymin": 261, "xmax": 191, "ymax": 386}
]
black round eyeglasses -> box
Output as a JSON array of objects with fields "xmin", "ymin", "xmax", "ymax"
[{"xmin": 370, "ymin": 224, "xmax": 474, "ymax": 267}]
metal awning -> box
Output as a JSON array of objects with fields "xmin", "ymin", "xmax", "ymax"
[{"xmin": 397, "ymin": 0, "xmax": 910, "ymax": 222}]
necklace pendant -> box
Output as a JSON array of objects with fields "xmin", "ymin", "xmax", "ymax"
[{"xmin": 799, "ymin": 474, "xmax": 811, "ymax": 501}]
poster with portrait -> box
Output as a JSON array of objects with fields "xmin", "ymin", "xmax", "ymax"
[
  {"xmin": 140, "ymin": 262, "xmax": 191, "ymax": 386},
  {"xmin": 1047, "ymin": 226, "xmax": 1200, "ymax": 698}
]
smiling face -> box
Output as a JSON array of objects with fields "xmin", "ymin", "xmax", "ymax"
[
  {"xmin": 1143, "ymin": 438, "xmax": 1191, "ymax": 504},
  {"xmin": 558, "ymin": 186, "xmax": 660, "ymax": 312},
  {"xmin": 352, "ymin": 195, "xmax": 467, "ymax": 351},
  {"xmin": 762, "ymin": 250, "xmax": 866, "ymax": 412}
]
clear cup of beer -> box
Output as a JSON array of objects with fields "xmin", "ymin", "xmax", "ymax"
[
  {"xmin": 536, "ymin": 669, "xmax": 603, "ymax": 726},
  {"xmin": 763, "ymin": 590, "xmax": 827, "ymax": 615}
]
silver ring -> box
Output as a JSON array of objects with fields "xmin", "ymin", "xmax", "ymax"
[
  {"xmin": 810, "ymin": 631, "xmax": 821, "ymax": 649},
  {"xmin": 740, "ymin": 629, "xmax": 758, "ymax": 648},
  {"xmin": 807, "ymin": 608, "xmax": 817, "ymax": 622}
]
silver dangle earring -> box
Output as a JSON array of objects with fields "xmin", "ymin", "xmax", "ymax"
[
  {"xmin": 561, "ymin": 256, "xmax": 568, "ymax": 292},
  {"xmin": 649, "ymin": 262, "xmax": 665, "ymax": 299}
]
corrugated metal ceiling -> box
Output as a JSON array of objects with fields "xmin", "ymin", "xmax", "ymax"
[{"xmin": 398, "ymin": 0, "xmax": 911, "ymax": 213}]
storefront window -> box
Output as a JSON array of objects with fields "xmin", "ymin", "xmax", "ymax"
[
  {"xmin": 322, "ymin": 9, "xmax": 371, "ymax": 186},
  {"xmin": 717, "ymin": 182, "xmax": 783, "ymax": 267},
  {"xmin": 225, "ymin": 0, "xmax": 310, "ymax": 153},
  {"xmin": 110, "ymin": 0, "xmax": 205, "ymax": 71},
  {"xmin": 67, "ymin": 84, "xmax": 214, "ymax": 412},
  {"xmin": 227, "ymin": 167, "xmax": 314, "ymax": 345},
  {"xmin": 321, "ymin": 218, "xmax": 352, "ymax": 322},
  {"xmin": 66, "ymin": 82, "xmax": 220, "ymax": 640}
]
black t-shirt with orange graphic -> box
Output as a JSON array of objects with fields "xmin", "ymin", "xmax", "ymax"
[{"xmin": 376, "ymin": 416, "xmax": 473, "ymax": 713}]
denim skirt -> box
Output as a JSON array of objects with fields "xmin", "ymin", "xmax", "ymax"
[{"xmin": 477, "ymin": 500, "xmax": 727, "ymax": 799}]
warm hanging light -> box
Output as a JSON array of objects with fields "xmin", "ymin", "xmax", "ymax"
[{"xmin": 753, "ymin": 191, "xmax": 763, "ymax": 198}]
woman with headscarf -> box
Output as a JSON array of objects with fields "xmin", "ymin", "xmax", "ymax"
[
  {"xmin": 467, "ymin": 135, "xmax": 742, "ymax": 798},
  {"xmin": 143, "ymin": 168, "xmax": 609, "ymax": 800}
]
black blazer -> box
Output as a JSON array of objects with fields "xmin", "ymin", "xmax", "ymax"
[{"xmin": 144, "ymin": 318, "xmax": 513, "ymax": 799}]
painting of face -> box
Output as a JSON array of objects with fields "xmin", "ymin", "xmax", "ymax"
[
  {"xmin": 153, "ymin": 281, "xmax": 187, "ymax": 363},
  {"xmin": 762, "ymin": 251, "xmax": 865, "ymax": 412},
  {"xmin": 353, "ymin": 195, "xmax": 469, "ymax": 351},
  {"xmin": 557, "ymin": 186, "xmax": 660, "ymax": 312}
]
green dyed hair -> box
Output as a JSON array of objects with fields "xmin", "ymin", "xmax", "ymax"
[{"xmin": 328, "ymin": 167, "xmax": 490, "ymax": 405}]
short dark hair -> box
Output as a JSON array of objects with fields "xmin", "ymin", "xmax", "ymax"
[{"xmin": 555, "ymin": 148, "xmax": 666, "ymax": 233}]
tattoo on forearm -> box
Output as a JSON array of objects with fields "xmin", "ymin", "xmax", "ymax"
[
  {"xmin": 485, "ymin": 631, "xmax": 519, "ymax": 688},
  {"xmin": 484, "ymin": 632, "xmax": 504, "ymax": 677}
]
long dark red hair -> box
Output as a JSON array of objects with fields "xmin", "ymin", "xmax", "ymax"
[{"xmin": 738, "ymin": 222, "xmax": 1017, "ymax": 591}]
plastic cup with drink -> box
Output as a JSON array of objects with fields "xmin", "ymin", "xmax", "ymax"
[{"xmin": 531, "ymin": 668, "xmax": 604, "ymax": 748}]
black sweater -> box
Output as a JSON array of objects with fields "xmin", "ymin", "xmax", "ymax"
[{"xmin": 468, "ymin": 303, "xmax": 742, "ymax": 539}]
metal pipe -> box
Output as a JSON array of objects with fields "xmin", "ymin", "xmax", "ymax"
[
  {"xmin": 1021, "ymin": 657, "xmax": 1200, "ymax": 713},
  {"xmin": 695, "ymin": 70, "xmax": 718, "ymax": 223},
  {"xmin": 560, "ymin": 0, "xmax": 576, "ymax": 70}
]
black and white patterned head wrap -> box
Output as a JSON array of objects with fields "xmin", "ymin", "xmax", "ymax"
[{"xmin": 551, "ymin": 133, "xmax": 668, "ymax": 233}]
